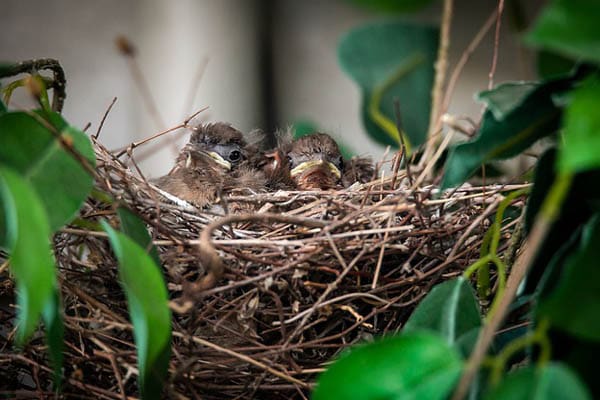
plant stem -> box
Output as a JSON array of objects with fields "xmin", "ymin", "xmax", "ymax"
[{"xmin": 451, "ymin": 174, "xmax": 572, "ymax": 400}]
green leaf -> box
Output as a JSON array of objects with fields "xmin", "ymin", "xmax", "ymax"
[
  {"xmin": 404, "ymin": 278, "xmax": 481, "ymax": 351},
  {"xmin": 348, "ymin": 0, "xmax": 437, "ymax": 13},
  {"xmin": 476, "ymin": 82, "xmax": 539, "ymax": 121},
  {"xmin": 538, "ymin": 214, "xmax": 600, "ymax": 341},
  {"xmin": 0, "ymin": 111, "xmax": 95, "ymax": 231},
  {"xmin": 313, "ymin": 332, "xmax": 463, "ymax": 400},
  {"xmin": 523, "ymin": 148, "xmax": 600, "ymax": 295},
  {"xmin": 339, "ymin": 21, "xmax": 438, "ymax": 149},
  {"xmin": 0, "ymin": 167, "xmax": 58, "ymax": 344},
  {"xmin": 117, "ymin": 207, "xmax": 161, "ymax": 266},
  {"xmin": 442, "ymin": 74, "xmax": 576, "ymax": 189},
  {"xmin": 0, "ymin": 97, "xmax": 6, "ymax": 114},
  {"xmin": 485, "ymin": 363, "xmax": 591, "ymax": 400},
  {"xmin": 558, "ymin": 76, "xmax": 600, "ymax": 174},
  {"xmin": 102, "ymin": 221, "xmax": 171, "ymax": 400},
  {"xmin": 42, "ymin": 290, "xmax": 64, "ymax": 386},
  {"xmin": 526, "ymin": 0, "xmax": 600, "ymax": 65},
  {"xmin": 537, "ymin": 51, "xmax": 578, "ymax": 79}
]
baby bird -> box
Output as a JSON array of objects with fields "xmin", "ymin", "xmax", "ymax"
[
  {"xmin": 268, "ymin": 132, "xmax": 375, "ymax": 190},
  {"xmin": 153, "ymin": 122, "xmax": 266, "ymax": 209}
]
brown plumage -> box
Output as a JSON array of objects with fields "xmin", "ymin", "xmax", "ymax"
[
  {"xmin": 153, "ymin": 122, "xmax": 266, "ymax": 209},
  {"xmin": 267, "ymin": 132, "xmax": 375, "ymax": 190}
]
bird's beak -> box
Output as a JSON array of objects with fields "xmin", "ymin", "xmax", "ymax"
[
  {"xmin": 207, "ymin": 151, "xmax": 232, "ymax": 170},
  {"xmin": 290, "ymin": 159, "xmax": 341, "ymax": 179}
]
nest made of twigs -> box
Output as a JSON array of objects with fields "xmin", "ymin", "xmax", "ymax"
[{"xmin": 0, "ymin": 136, "xmax": 527, "ymax": 399}]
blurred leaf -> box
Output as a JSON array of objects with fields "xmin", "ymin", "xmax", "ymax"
[
  {"xmin": 348, "ymin": 0, "xmax": 436, "ymax": 13},
  {"xmin": 339, "ymin": 21, "xmax": 438, "ymax": 149},
  {"xmin": 526, "ymin": 0, "xmax": 600, "ymax": 65},
  {"xmin": 0, "ymin": 167, "xmax": 58, "ymax": 345},
  {"xmin": 525, "ymin": 149, "xmax": 557, "ymax": 234},
  {"xmin": 537, "ymin": 51, "xmax": 577, "ymax": 79},
  {"xmin": 0, "ymin": 97, "xmax": 6, "ymax": 114},
  {"xmin": 404, "ymin": 278, "xmax": 481, "ymax": 350},
  {"xmin": 523, "ymin": 147, "xmax": 600, "ymax": 294},
  {"xmin": 117, "ymin": 207, "xmax": 161, "ymax": 266},
  {"xmin": 102, "ymin": 222, "xmax": 171, "ymax": 400},
  {"xmin": 313, "ymin": 332, "xmax": 462, "ymax": 400},
  {"xmin": 442, "ymin": 74, "xmax": 577, "ymax": 189},
  {"xmin": 547, "ymin": 331, "xmax": 600, "ymax": 398},
  {"xmin": 484, "ymin": 363, "xmax": 591, "ymax": 400},
  {"xmin": 558, "ymin": 76, "xmax": 600, "ymax": 174},
  {"xmin": 538, "ymin": 214, "xmax": 600, "ymax": 341},
  {"xmin": 476, "ymin": 82, "xmax": 538, "ymax": 120},
  {"xmin": 0, "ymin": 111, "xmax": 95, "ymax": 231},
  {"xmin": 42, "ymin": 290, "xmax": 64, "ymax": 386}
]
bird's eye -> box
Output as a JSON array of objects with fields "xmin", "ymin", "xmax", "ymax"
[
  {"xmin": 287, "ymin": 156, "xmax": 294, "ymax": 168},
  {"xmin": 228, "ymin": 149, "xmax": 242, "ymax": 162}
]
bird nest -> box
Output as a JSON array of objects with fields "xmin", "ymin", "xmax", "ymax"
[{"xmin": 0, "ymin": 136, "xmax": 527, "ymax": 399}]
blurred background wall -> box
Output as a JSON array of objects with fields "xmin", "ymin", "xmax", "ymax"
[{"xmin": 0, "ymin": 0, "xmax": 543, "ymax": 177}]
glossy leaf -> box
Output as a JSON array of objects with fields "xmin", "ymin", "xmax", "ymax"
[
  {"xmin": 538, "ymin": 214, "xmax": 600, "ymax": 341},
  {"xmin": 43, "ymin": 290, "xmax": 64, "ymax": 385},
  {"xmin": 404, "ymin": 278, "xmax": 481, "ymax": 350},
  {"xmin": 558, "ymin": 76, "xmax": 600, "ymax": 174},
  {"xmin": 522, "ymin": 148, "xmax": 600, "ymax": 295},
  {"xmin": 117, "ymin": 207, "xmax": 161, "ymax": 266},
  {"xmin": 537, "ymin": 51, "xmax": 577, "ymax": 79},
  {"xmin": 348, "ymin": 0, "xmax": 437, "ymax": 13},
  {"xmin": 0, "ymin": 167, "xmax": 58, "ymax": 344},
  {"xmin": 526, "ymin": 0, "xmax": 600, "ymax": 65},
  {"xmin": 0, "ymin": 111, "xmax": 95, "ymax": 231},
  {"xmin": 442, "ymin": 75, "xmax": 576, "ymax": 189},
  {"xmin": 485, "ymin": 363, "xmax": 591, "ymax": 400},
  {"xmin": 339, "ymin": 21, "xmax": 438, "ymax": 149},
  {"xmin": 476, "ymin": 82, "xmax": 538, "ymax": 121},
  {"xmin": 102, "ymin": 222, "xmax": 171, "ymax": 400},
  {"xmin": 313, "ymin": 332, "xmax": 463, "ymax": 400}
]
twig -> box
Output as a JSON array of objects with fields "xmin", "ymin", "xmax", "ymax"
[
  {"xmin": 488, "ymin": 0, "xmax": 505, "ymax": 90},
  {"xmin": 94, "ymin": 97, "xmax": 118, "ymax": 140},
  {"xmin": 422, "ymin": 0, "xmax": 454, "ymax": 166}
]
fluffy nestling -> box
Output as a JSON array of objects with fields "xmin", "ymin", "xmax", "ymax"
[
  {"xmin": 266, "ymin": 132, "xmax": 375, "ymax": 190},
  {"xmin": 153, "ymin": 122, "xmax": 266, "ymax": 209}
]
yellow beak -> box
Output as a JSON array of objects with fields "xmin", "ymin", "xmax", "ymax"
[
  {"xmin": 290, "ymin": 159, "xmax": 341, "ymax": 179},
  {"xmin": 207, "ymin": 151, "xmax": 232, "ymax": 170}
]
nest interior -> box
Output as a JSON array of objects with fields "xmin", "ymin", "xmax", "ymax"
[{"xmin": 0, "ymin": 137, "xmax": 526, "ymax": 399}]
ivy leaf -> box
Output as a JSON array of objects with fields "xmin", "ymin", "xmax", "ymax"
[
  {"xmin": 538, "ymin": 214, "xmax": 600, "ymax": 341},
  {"xmin": 476, "ymin": 82, "xmax": 538, "ymax": 121},
  {"xmin": 117, "ymin": 207, "xmax": 161, "ymax": 266},
  {"xmin": 0, "ymin": 167, "xmax": 62, "ymax": 348},
  {"xmin": 558, "ymin": 76, "xmax": 600, "ymax": 174},
  {"xmin": 537, "ymin": 51, "xmax": 578, "ymax": 79},
  {"xmin": 102, "ymin": 221, "xmax": 171, "ymax": 400},
  {"xmin": 339, "ymin": 21, "xmax": 438, "ymax": 149},
  {"xmin": 442, "ymin": 73, "xmax": 578, "ymax": 189},
  {"xmin": 404, "ymin": 278, "xmax": 481, "ymax": 355},
  {"xmin": 313, "ymin": 332, "xmax": 462, "ymax": 400},
  {"xmin": 526, "ymin": 0, "xmax": 600, "ymax": 65},
  {"xmin": 484, "ymin": 363, "xmax": 591, "ymax": 400},
  {"xmin": 0, "ymin": 111, "xmax": 95, "ymax": 231}
]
